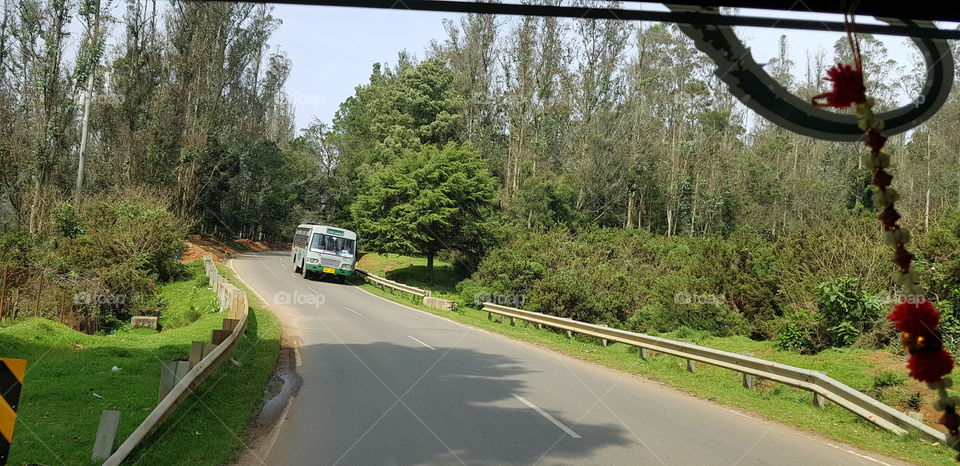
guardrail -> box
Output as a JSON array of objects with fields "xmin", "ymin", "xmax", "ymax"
[
  {"xmin": 355, "ymin": 268, "xmax": 431, "ymax": 299},
  {"xmin": 101, "ymin": 257, "xmax": 249, "ymax": 465},
  {"xmin": 483, "ymin": 302, "xmax": 946, "ymax": 443}
]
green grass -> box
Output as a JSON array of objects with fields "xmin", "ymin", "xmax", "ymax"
[
  {"xmin": 157, "ymin": 263, "xmax": 220, "ymax": 330},
  {"xmin": 356, "ymin": 252, "xmax": 463, "ymax": 295},
  {"xmin": 3, "ymin": 260, "xmax": 280, "ymax": 465},
  {"xmin": 349, "ymin": 257, "xmax": 958, "ymax": 466}
]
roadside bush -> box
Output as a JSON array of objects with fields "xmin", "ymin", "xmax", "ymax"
[
  {"xmin": 454, "ymin": 278, "xmax": 494, "ymax": 309},
  {"xmin": 872, "ymin": 370, "xmax": 907, "ymax": 391},
  {"xmin": 471, "ymin": 227, "xmax": 759, "ymax": 337},
  {"xmin": 938, "ymin": 298, "xmax": 960, "ymax": 352},
  {"xmin": 460, "ymin": 212, "xmax": 960, "ymax": 347},
  {"xmin": 776, "ymin": 323, "xmax": 809, "ymax": 352},
  {"xmin": 918, "ymin": 210, "xmax": 960, "ymax": 298},
  {"xmin": 0, "ymin": 231, "xmax": 42, "ymax": 265},
  {"xmin": 1, "ymin": 188, "xmax": 187, "ymax": 332},
  {"xmin": 816, "ymin": 277, "xmax": 885, "ymax": 347},
  {"xmin": 770, "ymin": 311, "xmax": 826, "ymax": 353}
]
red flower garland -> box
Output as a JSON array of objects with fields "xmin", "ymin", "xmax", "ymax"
[
  {"xmin": 814, "ymin": 50, "xmax": 958, "ymax": 452},
  {"xmin": 888, "ymin": 300, "xmax": 955, "ymax": 383},
  {"xmin": 812, "ymin": 63, "xmax": 866, "ymax": 108},
  {"xmin": 909, "ymin": 349, "xmax": 955, "ymax": 383},
  {"xmin": 888, "ymin": 300, "xmax": 942, "ymax": 335}
]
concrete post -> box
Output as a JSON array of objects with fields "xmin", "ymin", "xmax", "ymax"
[
  {"xmin": 159, "ymin": 361, "xmax": 176, "ymax": 402},
  {"xmin": 639, "ymin": 347, "xmax": 649, "ymax": 361},
  {"xmin": 189, "ymin": 341, "xmax": 205, "ymax": 368},
  {"xmin": 91, "ymin": 410, "xmax": 121, "ymax": 461},
  {"xmin": 686, "ymin": 359, "xmax": 696, "ymax": 373}
]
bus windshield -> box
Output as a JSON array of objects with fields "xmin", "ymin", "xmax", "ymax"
[{"xmin": 311, "ymin": 233, "xmax": 355, "ymax": 257}]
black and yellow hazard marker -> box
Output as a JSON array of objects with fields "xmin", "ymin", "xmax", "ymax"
[{"xmin": 0, "ymin": 358, "xmax": 26, "ymax": 465}]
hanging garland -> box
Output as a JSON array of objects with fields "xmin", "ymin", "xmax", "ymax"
[{"xmin": 812, "ymin": 18, "xmax": 960, "ymax": 457}]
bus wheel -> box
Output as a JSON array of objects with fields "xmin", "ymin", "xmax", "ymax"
[{"xmin": 294, "ymin": 260, "xmax": 302, "ymax": 274}]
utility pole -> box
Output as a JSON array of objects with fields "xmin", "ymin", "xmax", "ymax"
[{"xmin": 75, "ymin": 0, "xmax": 102, "ymax": 203}]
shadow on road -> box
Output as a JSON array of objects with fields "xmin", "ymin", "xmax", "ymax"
[{"xmin": 279, "ymin": 341, "xmax": 634, "ymax": 465}]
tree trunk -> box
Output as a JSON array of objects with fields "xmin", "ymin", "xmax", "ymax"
[{"xmin": 426, "ymin": 252, "xmax": 435, "ymax": 284}]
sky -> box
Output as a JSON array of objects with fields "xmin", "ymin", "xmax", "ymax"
[
  {"xmin": 270, "ymin": 5, "xmax": 454, "ymax": 132},
  {"xmin": 270, "ymin": 4, "xmax": 957, "ymax": 134}
]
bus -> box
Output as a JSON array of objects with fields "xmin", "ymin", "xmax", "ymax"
[{"xmin": 291, "ymin": 224, "xmax": 358, "ymax": 283}]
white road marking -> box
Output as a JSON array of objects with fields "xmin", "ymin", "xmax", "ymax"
[
  {"xmin": 227, "ymin": 259, "xmax": 271, "ymax": 305},
  {"xmin": 354, "ymin": 285, "xmax": 482, "ymax": 331},
  {"xmin": 512, "ymin": 394, "xmax": 582, "ymax": 439},
  {"xmin": 238, "ymin": 256, "xmax": 895, "ymax": 464},
  {"xmin": 408, "ymin": 335, "xmax": 436, "ymax": 350},
  {"xmin": 724, "ymin": 408, "xmax": 761, "ymax": 422},
  {"xmin": 811, "ymin": 436, "xmax": 893, "ymax": 465},
  {"xmin": 344, "ymin": 306, "xmax": 363, "ymax": 316},
  {"xmin": 295, "ymin": 348, "xmax": 302, "ymax": 367},
  {"xmin": 309, "ymin": 287, "xmax": 322, "ymax": 294},
  {"xmin": 280, "ymin": 263, "xmax": 285, "ymax": 268}
]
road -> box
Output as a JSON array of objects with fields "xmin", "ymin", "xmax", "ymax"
[{"xmin": 233, "ymin": 251, "xmax": 898, "ymax": 466}]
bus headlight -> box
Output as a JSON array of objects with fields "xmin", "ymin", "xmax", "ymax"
[{"xmin": 307, "ymin": 258, "xmax": 319, "ymax": 264}]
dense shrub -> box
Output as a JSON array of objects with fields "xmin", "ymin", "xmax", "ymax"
[
  {"xmin": 772, "ymin": 312, "xmax": 825, "ymax": 353},
  {"xmin": 0, "ymin": 189, "xmax": 186, "ymax": 332},
  {"xmin": 467, "ymin": 216, "xmax": 913, "ymax": 345},
  {"xmin": 815, "ymin": 277, "xmax": 885, "ymax": 347},
  {"xmin": 470, "ymin": 227, "xmax": 761, "ymax": 337}
]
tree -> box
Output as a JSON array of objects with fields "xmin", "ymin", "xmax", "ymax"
[
  {"xmin": 333, "ymin": 56, "xmax": 462, "ymax": 166},
  {"xmin": 351, "ymin": 143, "xmax": 496, "ymax": 279}
]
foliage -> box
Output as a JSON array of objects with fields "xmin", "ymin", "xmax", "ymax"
[
  {"xmin": 357, "ymin": 276, "xmax": 960, "ymax": 466},
  {"xmin": 351, "ymin": 143, "xmax": 496, "ymax": 278},
  {"xmin": 872, "ymin": 371, "xmax": 907, "ymax": 391},
  {"xmin": 2, "ymin": 263, "xmax": 281, "ymax": 465},
  {"xmin": 776, "ymin": 323, "xmax": 810, "ymax": 352},
  {"xmin": 158, "ymin": 261, "xmax": 219, "ymax": 329},
  {"xmin": 1, "ymin": 190, "xmax": 186, "ymax": 331},
  {"xmin": 469, "ymin": 228, "xmax": 762, "ymax": 336},
  {"xmin": 0, "ymin": 2, "xmax": 295, "ymax": 240},
  {"xmin": 50, "ymin": 203, "xmax": 84, "ymax": 238},
  {"xmin": 815, "ymin": 277, "xmax": 885, "ymax": 347}
]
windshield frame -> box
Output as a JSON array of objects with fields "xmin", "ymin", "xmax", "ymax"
[{"xmin": 310, "ymin": 232, "xmax": 356, "ymax": 257}]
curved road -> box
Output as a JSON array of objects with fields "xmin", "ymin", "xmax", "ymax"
[{"xmin": 233, "ymin": 252, "xmax": 899, "ymax": 466}]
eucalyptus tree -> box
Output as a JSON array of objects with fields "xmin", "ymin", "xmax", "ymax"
[{"xmin": 9, "ymin": 0, "xmax": 77, "ymax": 234}]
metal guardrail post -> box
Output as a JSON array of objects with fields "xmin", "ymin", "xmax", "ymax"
[
  {"xmin": 738, "ymin": 353, "xmax": 755, "ymax": 389},
  {"xmin": 813, "ymin": 370, "xmax": 827, "ymax": 408}
]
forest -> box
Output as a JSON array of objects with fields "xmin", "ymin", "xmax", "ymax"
[{"xmin": 2, "ymin": 2, "xmax": 960, "ymax": 352}]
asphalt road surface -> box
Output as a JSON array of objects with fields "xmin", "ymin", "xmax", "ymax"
[{"xmin": 232, "ymin": 251, "xmax": 900, "ymax": 466}]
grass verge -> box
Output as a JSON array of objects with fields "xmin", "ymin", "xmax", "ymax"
[
  {"xmin": 2, "ymin": 260, "xmax": 280, "ymax": 465},
  {"xmin": 356, "ymin": 252, "xmax": 462, "ymax": 294},
  {"xmin": 349, "ymin": 268, "xmax": 956, "ymax": 466}
]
